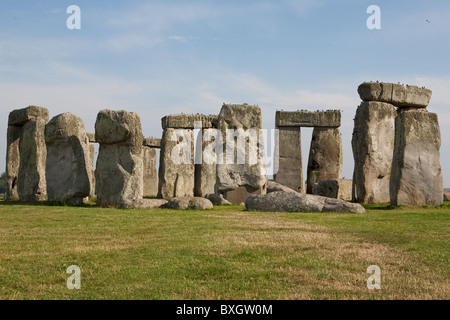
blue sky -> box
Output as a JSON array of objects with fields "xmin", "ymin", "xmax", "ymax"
[{"xmin": 1, "ymin": 0, "xmax": 449, "ymax": 185}]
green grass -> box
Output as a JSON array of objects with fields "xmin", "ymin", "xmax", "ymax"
[{"xmin": 0, "ymin": 201, "xmax": 449, "ymax": 300}]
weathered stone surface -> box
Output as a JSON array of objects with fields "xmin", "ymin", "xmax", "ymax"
[
  {"xmin": 312, "ymin": 179, "xmax": 352, "ymax": 201},
  {"xmin": 95, "ymin": 110, "xmax": 144, "ymax": 206},
  {"xmin": 5, "ymin": 125, "xmax": 21, "ymax": 200},
  {"xmin": 162, "ymin": 197, "xmax": 213, "ymax": 210},
  {"xmin": 194, "ymin": 128, "xmax": 217, "ymax": 197},
  {"xmin": 120, "ymin": 198, "xmax": 167, "ymax": 209},
  {"xmin": 17, "ymin": 119, "xmax": 47, "ymax": 201},
  {"xmin": 86, "ymin": 133, "xmax": 96, "ymax": 143},
  {"xmin": 352, "ymin": 101, "xmax": 397, "ymax": 203},
  {"xmin": 267, "ymin": 180, "xmax": 297, "ymax": 193},
  {"xmin": 306, "ymin": 128, "xmax": 342, "ymax": 194},
  {"xmin": 273, "ymin": 127, "xmax": 303, "ymax": 192},
  {"xmin": 158, "ymin": 128, "xmax": 194, "ymax": 198},
  {"xmin": 221, "ymin": 185, "xmax": 266, "ymax": 204},
  {"xmin": 245, "ymin": 191, "xmax": 365, "ymax": 213},
  {"xmin": 45, "ymin": 113, "xmax": 93, "ymax": 204},
  {"xmin": 358, "ymin": 82, "xmax": 432, "ymax": 108},
  {"xmin": 275, "ymin": 110, "xmax": 341, "ymax": 128},
  {"xmin": 205, "ymin": 193, "xmax": 232, "ymax": 205},
  {"xmin": 95, "ymin": 109, "xmax": 143, "ymax": 154},
  {"xmin": 142, "ymin": 146, "xmax": 158, "ymax": 198},
  {"xmin": 216, "ymin": 103, "xmax": 267, "ymax": 201},
  {"xmin": 8, "ymin": 105, "xmax": 49, "ymax": 126},
  {"xmin": 390, "ymin": 111, "xmax": 443, "ymax": 206},
  {"xmin": 143, "ymin": 137, "xmax": 161, "ymax": 148},
  {"xmin": 162, "ymin": 114, "xmax": 218, "ymax": 129},
  {"xmin": 89, "ymin": 143, "xmax": 95, "ymax": 198}
]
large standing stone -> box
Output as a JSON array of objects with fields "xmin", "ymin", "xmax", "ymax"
[
  {"xmin": 358, "ymin": 82, "xmax": 432, "ymax": 108},
  {"xmin": 194, "ymin": 128, "xmax": 217, "ymax": 197},
  {"xmin": 45, "ymin": 113, "xmax": 93, "ymax": 204},
  {"xmin": 352, "ymin": 101, "xmax": 397, "ymax": 203},
  {"xmin": 158, "ymin": 128, "xmax": 194, "ymax": 198},
  {"xmin": 216, "ymin": 103, "xmax": 267, "ymax": 204},
  {"xmin": 273, "ymin": 127, "xmax": 303, "ymax": 192},
  {"xmin": 5, "ymin": 106, "xmax": 49, "ymax": 200},
  {"xmin": 390, "ymin": 111, "xmax": 443, "ymax": 206},
  {"xmin": 17, "ymin": 119, "xmax": 47, "ymax": 201},
  {"xmin": 142, "ymin": 146, "xmax": 158, "ymax": 198},
  {"xmin": 95, "ymin": 110, "xmax": 144, "ymax": 206},
  {"xmin": 306, "ymin": 127, "xmax": 342, "ymax": 194}
]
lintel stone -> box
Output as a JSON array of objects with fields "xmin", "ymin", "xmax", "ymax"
[
  {"xmin": 161, "ymin": 114, "xmax": 218, "ymax": 129},
  {"xmin": 143, "ymin": 137, "xmax": 161, "ymax": 148},
  {"xmin": 275, "ymin": 110, "xmax": 341, "ymax": 128}
]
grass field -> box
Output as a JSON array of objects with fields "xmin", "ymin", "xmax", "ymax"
[{"xmin": 0, "ymin": 201, "xmax": 449, "ymax": 300}]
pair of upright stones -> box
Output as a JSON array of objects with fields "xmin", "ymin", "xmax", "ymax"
[
  {"xmin": 5, "ymin": 106, "xmax": 94, "ymax": 203},
  {"xmin": 352, "ymin": 82, "xmax": 443, "ymax": 205},
  {"xmin": 274, "ymin": 110, "xmax": 343, "ymax": 195},
  {"xmin": 158, "ymin": 104, "xmax": 267, "ymax": 204}
]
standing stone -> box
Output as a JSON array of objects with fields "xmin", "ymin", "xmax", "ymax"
[
  {"xmin": 194, "ymin": 128, "xmax": 217, "ymax": 197},
  {"xmin": 352, "ymin": 101, "xmax": 397, "ymax": 203},
  {"xmin": 142, "ymin": 146, "xmax": 158, "ymax": 198},
  {"xmin": 216, "ymin": 103, "xmax": 267, "ymax": 204},
  {"xmin": 17, "ymin": 119, "xmax": 47, "ymax": 201},
  {"xmin": 306, "ymin": 127, "xmax": 342, "ymax": 194},
  {"xmin": 95, "ymin": 110, "xmax": 144, "ymax": 206},
  {"xmin": 45, "ymin": 113, "xmax": 93, "ymax": 204},
  {"xmin": 390, "ymin": 111, "xmax": 443, "ymax": 206},
  {"xmin": 158, "ymin": 128, "xmax": 194, "ymax": 198},
  {"xmin": 89, "ymin": 142, "xmax": 96, "ymax": 198},
  {"xmin": 312, "ymin": 179, "xmax": 352, "ymax": 201},
  {"xmin": 274, "ymin": 127, "xmax": 303, "ymax": 192},
  {"xmin": 5, "ymin": 106, "xmax": 49, "ymax": 200}
]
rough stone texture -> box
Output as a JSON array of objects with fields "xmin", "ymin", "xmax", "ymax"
[
  {"xmin": 273, "ymin": 127, "xmax": 303, "ymax": 193},
  {"xmin": 216, "ymin": 103, "xmax": 267, "ymax": 201},
  {"xmin": 162, "ymin": 197, "xmax": 213, "ymax": 210},
  {"xmin": 95, "ymin": 110, "xmax": 144, "ymax": 206},
  {"xmin": 275, "ymin": 110, "xmax": 341, "ymax": 128},
  {"xmin": 306, "ymin": 127, "xmax": 342, "ymax": 194},
  {"xmin": 17, "ymin": 119, "xmax": 47, "ymax": 201},
  {"xmin": 358, "ymin": 82, "xmax": 432, "ymax": 108},
  {"xmin": 194, "ymin": 128, "xmax": 217, "ymax": 197},
  {"xmin": 86, "ymin": 133, "xmax": 96, "ymax": 143},
  {"xmin": 162, "ymin": 114, "xmax": 218, "ymax": 129},
  {"xmin": 44, "ymin": 113, "xmax": 93, "ymax": 204},
  {"xmin": 143, "ymin": 137, "xmax": 161, "ymax": 148},
  {"xmin": 5, "ymin": 126, "xmax": 21, "ymax": 200},
  {"xmin": 221, "ymin": 185, "xmax": 266, "ymax": 205},
  {"xmin": 5, "ymin": 106, "xmax": 49, "ymax": 200},
  {"xmin": 142, "ymin": 146, "xmax": 158, "ymax": 198},
  {"xmin": 158, "ymin": 128, "xmax": 194, "ymax": 198},
  {"xmin": 267, "ymin": 180, "xmax": 297, "ymax": 193},
  {"xmin": 390, "ymin": 111, "xmax": 443, "ymax": 206},
  {"xmin": 120, "ymin": 198, "xmax": 168, "ymax": 209},
  {"xmin": 245, "ymin": 191, "xmax": 365, "ymax": 213},
  {"xmin": 205, "ymin": 193, "xmax": 232, "ymax": 205},
  {"xmin": 8, "ymin": 105, "xmax": 49, "ymax": 126},
  {"xmin": 89, "ymin": 143, "xmax": 96, "ymax": 198},
  {"xmin": 312, "ymin": 179, "xmax": 352, "ymax": 201},
  {"xmin": 352, "ymin": 101, "xmax": 397, "ymax": 203}
]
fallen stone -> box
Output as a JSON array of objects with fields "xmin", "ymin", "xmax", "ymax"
[
  {"xmin": 245, "ymin": 191, "xmax": 365, "ymax": 213},
  {"xmin": 390, "ymin": 111, "xmax": 443, "ymax": 206},
  {"xmin": 162, "ymin": 197, "xmax": 213, "ymax": 210},
  {"xmin": 45, "ymin": 113, "xmax": 93, "ymax": 204},
  {"xmin": 358, "ymin": 82, "xmax": 432, "ymax": 108},
  {"xmin": 352, "ymin": 101, "xmax": 397, "ymax": 203},
  {"xmin": 120, "ymin": 198, "xmax": 168, "ymax": 209},
  {"xmin": 275, "ymin": 110, "xmax": 341, "ymax": 128},
  {"xmin": 267, "ymin": 181, "xmax": 297, "ymax": 193},
  {"xmin": 306, "ymin": 127, "xmax": 342, "ymax": 193},
  {"xmin": 312, "ymin": 179, "xmax": 352, "ymax": 201},
  {"xmin": 205, "ymin": 193, "xmax": 232, "ymax": 205}
]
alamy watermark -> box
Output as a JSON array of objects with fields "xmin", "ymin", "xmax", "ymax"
[
  {"xmin": 67, "ymin": 265, "xmax": 81, "ymax": 290},
  {"xmin": 366, "ymin": 265, "xmax": 381, "ymax": 290},
  {"xmin": 66, "ymin": 5, "xmax": 81, "ymax": 30},
  {"xmin": 367, "ymin": 5, "xmax": 381, "ymax": 30}
]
